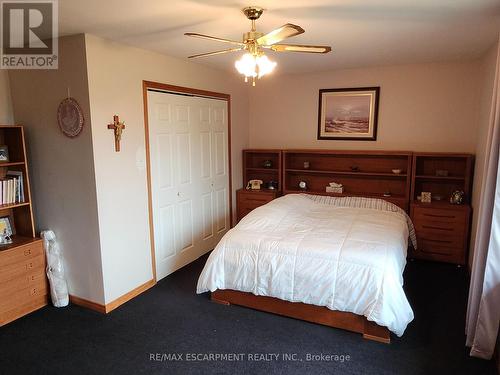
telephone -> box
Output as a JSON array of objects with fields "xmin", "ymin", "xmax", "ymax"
[{"xmin": 247, "ymin": 179, "xmax": 263, "ymax": 190}]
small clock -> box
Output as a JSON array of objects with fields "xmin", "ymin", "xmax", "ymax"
[{"xmin": 298, "ymin": 181, "xmax": 307, "ymax": 190}]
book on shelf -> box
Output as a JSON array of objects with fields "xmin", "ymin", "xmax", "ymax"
[{"xmin": 0, "ymin": 170, "xmax": 25, "ymax": 205}]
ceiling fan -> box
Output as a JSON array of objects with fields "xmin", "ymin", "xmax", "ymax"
[{"xmin": 185, "ymin": 6, "xmax": 332, "ymax": 85}]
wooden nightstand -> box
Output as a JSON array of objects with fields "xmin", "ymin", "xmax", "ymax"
[
  {"xmin": 409, "ymin": 202, "xmax": 471, "ymax": 265},
  {"xmin": 236, "ymin": 188, "xmax": 278, "ymax": 222}
]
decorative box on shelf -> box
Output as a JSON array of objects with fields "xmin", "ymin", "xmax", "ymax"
[{"xmin": 326, "ymin": 186, "xmax": 343, "ymax": 194}]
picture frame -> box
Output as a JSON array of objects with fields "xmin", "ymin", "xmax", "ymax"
[
  {"xmin": 0, "ymin": 145, "xmax": 9, "ymax": 162},
  {"xmin": 57, "ymin": 97, "xmax": 84, "ymax": 138},
  {"xmin": 317, "ymin": 87, "xmax": 380, "ymax": 141},
  {"xmin": 0, "ymin": 215, "xmax": 13, "ymax": 236}
]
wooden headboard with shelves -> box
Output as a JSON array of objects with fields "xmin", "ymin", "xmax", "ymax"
[{"xmin": 282, "ymin": 150, "xmax": 413, "ymax": 211}]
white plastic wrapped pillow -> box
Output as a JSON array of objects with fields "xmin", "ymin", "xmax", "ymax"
[{"xmin": 41, "ymin": 230, "xmax": 69, "ymax": 307}]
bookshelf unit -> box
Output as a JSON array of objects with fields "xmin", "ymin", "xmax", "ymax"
[
  {"xmin": 409, "ymin": 153, "xmax": 474, "ymax": 265},
  {"xmin": 283, "ymin": 150, "xmax": 413, "ymax": 211},
  {"xmin": 0, "ymin": 125, "xmax": 46, "ymax": 326}
]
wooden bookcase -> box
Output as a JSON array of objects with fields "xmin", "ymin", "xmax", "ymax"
[
  {"xmin": 282, "ymin": 150, "xmax": 413, "ymax": 211},
  {"xmin": 0, "ymin": 125, "xmax": 46, "ymax": 326},
  {"xmin": 243, "ymin": 149, "xmax": 282, "ymax": 191},
  {"xmin": 409, "ymin": 153, "xmax": 474, "ymax": 265}
]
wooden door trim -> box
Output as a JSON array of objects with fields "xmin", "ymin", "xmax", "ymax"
[{"xmin": 142, "ymin": 80, "xmax": 233, "ymax": 282}]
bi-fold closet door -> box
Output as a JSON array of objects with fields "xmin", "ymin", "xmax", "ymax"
[{"xmin": 147, "ymin": 90, "xmax": 230, "ymax": 281}]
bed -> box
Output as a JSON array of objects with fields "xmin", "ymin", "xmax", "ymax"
[{"xmin": 197, "ymin": 194, "xmax": 415, "ymax": 342}]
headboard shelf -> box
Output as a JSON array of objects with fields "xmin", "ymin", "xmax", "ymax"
[
  {"xmin": 285, "ymin": 169, "xmax": 407, "ymax": 178},
  {"xmin": 283, "ymin": 150, "xmax": 413, "ymax": 211}
]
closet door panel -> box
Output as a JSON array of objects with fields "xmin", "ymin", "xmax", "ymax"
[{"xmin": 148, "ymin": 91, "xmax": 229, "ymax": 281}]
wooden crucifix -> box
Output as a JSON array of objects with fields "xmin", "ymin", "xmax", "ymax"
[{"xmin": 107, "ymin": 115, "xmax": 125, "ymax": 152}]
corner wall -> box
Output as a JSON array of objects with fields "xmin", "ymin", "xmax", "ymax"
[
  {"xmin": 84, "ymin": 34, "xmax": 249, "ymax": 303},
  {"xmin": 8, "ymin": 35, "xmax": 105, "ymax": 304},
  {"xmin": 0, "ymin": 71, "xmax": 14, "ymax": 123}
]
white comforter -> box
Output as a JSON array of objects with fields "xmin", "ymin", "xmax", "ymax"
[{"xmin": 197, "ymin": 194, "xmax": 414, "ymax": 336}]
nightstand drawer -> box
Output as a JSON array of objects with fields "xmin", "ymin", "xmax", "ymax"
[
  {"xmin": 417, "ymin": 235, "xmax": 464, "ymax": 253},
  {"xmin": 410, "ymin": 203, "xmax": 470, "ymax": 265},
  {"xmin": 240, "ymin": 195, "xmax": 273, "ymax": 204},
  {"xmin": 238, "ymin": 191, "xmax": 276, "ymax": 203},
  {"xmin": 413, "ymin": 207, "xmax": 466, "ymax": 224},
  {"xmin": 414, "ymin": 221, "xmax": 466, "ymax": 237},
  {"xmin": 236, "ymin": 189, "xmax": 278, "ymax": 222}
]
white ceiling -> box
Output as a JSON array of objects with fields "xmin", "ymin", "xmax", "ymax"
[{"xmin": 59, "ymin": 0, "xmax": 500, "ymax": 74}]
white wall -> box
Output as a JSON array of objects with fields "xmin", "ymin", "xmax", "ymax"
[
  {"xmin": 9, "ymin": 35, "xmax": 105, "ymax": 304},
  {"xmin": 0, "ymin": 71, "xmax": 14, "ymax": 124},
  {"xmin": 249, "ymin": 60, "xmax": 481, "ymax": 152},
  {"xmin": 84, "ymin": 34, "xmax": 249, "ymax": 303}
]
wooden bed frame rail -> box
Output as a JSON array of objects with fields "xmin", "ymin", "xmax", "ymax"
[{"xmin": 212, "ymin": 289, "xmax": 390, "ymax": 344}]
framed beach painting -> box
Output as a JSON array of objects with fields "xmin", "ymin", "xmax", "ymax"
[{"xmin": 317, "ymin": 87, "xmax": 380, "ymax": 140}]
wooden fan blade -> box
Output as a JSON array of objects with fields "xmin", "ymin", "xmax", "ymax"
[
  {"xmin": 256, "ymin": 23, "xmax": 304, "ymax": 46},
  {"xmin": 184, "ymin": 32, "xmax": 245, "ymax": 46},
  {"xmin": 188, "ymin": 47, "xmax": 243, "ymax": 59},
  {"xmin": 267, "ymin": 44, "xmax": 332, "ymax": 53}
]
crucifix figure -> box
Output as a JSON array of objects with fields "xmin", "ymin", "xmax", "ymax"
[{"xmin": 107, "ymin": 115, "xmax": 125, "ymax": 152}]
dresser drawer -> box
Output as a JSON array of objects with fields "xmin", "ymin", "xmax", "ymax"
[
  {"xmin": 0, "ymin": 254, "xmax": 45, "ymax": 283},
  {"xmin": 0, "ymin": 267, "xmax": 46, "ymax": 298},
  {"xmin": 0, "ymin": 278, "xmax": 48, "ymax": 313},
  {"xmin": 0, "ymin": 294, "xmax": 47, "ymax": 326},
  {"xmin": 0, "ymin": 241, "xmax": 44, "ymax": 268}
]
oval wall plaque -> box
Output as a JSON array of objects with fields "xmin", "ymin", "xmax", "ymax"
[{"xmin": 57, "ymin": 97, "xmax": 84, "ymax": 138}]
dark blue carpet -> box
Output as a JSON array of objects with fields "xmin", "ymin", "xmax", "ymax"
[{"xmin": 0, "ymin": 256, "xmax": 495, "ymax": 375}]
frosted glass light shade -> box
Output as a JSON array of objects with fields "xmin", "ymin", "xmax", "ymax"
[{"xmin": 235, "ymin": 53, "xmax": 276, "ymax": 80}]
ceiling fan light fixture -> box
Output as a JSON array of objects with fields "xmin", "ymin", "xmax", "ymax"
[
  {"xmin": 235, "ymin": 52, "xmax": 276, "ymax": 85},
  {"xmin": 255, "ymin": 54, "xmax": 277, "ymax": 78},
  {"xmin": 235, "ymin": 53, "xmax": 257, "ymax": 78},
  {"xmin": 186, "ymin": 6, "xmax": 331, "ymax": 86}
]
